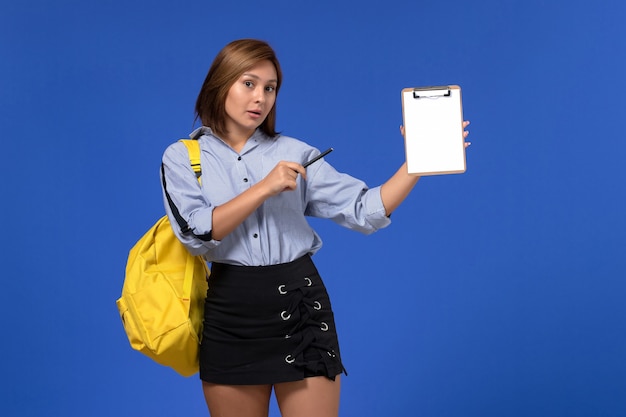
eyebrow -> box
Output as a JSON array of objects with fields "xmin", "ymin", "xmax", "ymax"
[{"xmin": 242, "ymin": 73, "xmax": 278, "ymax": 83}]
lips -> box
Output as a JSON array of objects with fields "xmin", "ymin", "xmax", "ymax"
[{"xmin": 247, "ymin": 110, "xmax": 262, "ymax": 119}]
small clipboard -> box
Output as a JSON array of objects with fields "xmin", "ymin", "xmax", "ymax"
[{"xmin": 401, "ymin": 85, "xmax": 466, "ymax": 176}]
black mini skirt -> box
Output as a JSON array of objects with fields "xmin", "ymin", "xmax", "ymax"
[{"xmin": 199, "ymin": 255, "xmax": 346, "ymax": 385}]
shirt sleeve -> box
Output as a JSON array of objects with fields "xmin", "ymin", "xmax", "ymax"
[
  {"xmin": 304, "ymin": 159, "xmax": 391, "ymax": 234},
  {"xmin": 161, "ymin": 141, "xmax": 221, "ymax": 255}
]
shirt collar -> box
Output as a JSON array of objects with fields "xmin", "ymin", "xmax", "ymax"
[
  {"xmin": 189, "ymin": 126, "xmax": 213, "ymax": 139},
  {"xmin": 189, "ymin": 126, "xmax": 273, "ymax": 155}
]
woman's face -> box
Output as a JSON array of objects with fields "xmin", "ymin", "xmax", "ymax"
[{"xmin": 224, "ymin": 59, "xmax": 278, "ymax": 141}]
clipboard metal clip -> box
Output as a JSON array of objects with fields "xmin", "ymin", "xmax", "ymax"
[{"xmin": 413, "ymin": 86, "xmax": 451, "ymax": 99}]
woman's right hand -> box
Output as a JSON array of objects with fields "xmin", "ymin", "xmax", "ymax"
[{"xmin": 260, "ymin": 161, "xmax": 307, "ymax": 196}]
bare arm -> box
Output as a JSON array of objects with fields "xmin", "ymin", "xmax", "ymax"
[
  {"xmin": 210, "ymin": 161, "xmax": 306, "ymax": 241},
  {"xmin": 380, "ymin": 162, "xmax": 421, "ymax": 216},
  {"xmin": 380, "ymin": 121, "xmax": 471, "ymax": 216}
]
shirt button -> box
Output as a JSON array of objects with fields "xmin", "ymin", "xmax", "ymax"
[
  {"xmin": 237, "ymin": 156, "xmax": 242, "ymax": 161},
  {"xmin": 243, "ymin": 178, "xmax": 249, "ymax": 182},
  {"xmin": 253, "ymin": 233, "xmax": 258, "ymax": 238}
]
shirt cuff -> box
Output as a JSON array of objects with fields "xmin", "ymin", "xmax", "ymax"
[
  {"xmin": 190, "ymin": 206, "xmax": 222, "ymax": 250},
  {"xmin": 363, "ymin": 186, "xmax": 392, "ymax": 230}
]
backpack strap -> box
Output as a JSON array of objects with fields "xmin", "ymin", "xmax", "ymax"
[
  {"xmin": 180, "ymin": 139, "xmax": 202, "ymax": 183},
  {"xmin": 161, "ymin": 139, "xmax": 212, "ymax": 241},
  {"xmin": 175, "ymin": 140, "xmax": 208, "ymax": 305}
]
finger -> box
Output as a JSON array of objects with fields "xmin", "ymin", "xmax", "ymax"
[
  {"xmin": 297, "ymin": 164, "xmax": 307, "ymax": 180},
  {"xmin": 282, "ymin": 161, "xmax": 307, "ymax": 180},
  {"xmin": 463, "ymin": 120, "xmax": 470, "ymax": 128},
  {"xmin": 279, "ymin": 161, "xmax": 304, "ymax": 174}
]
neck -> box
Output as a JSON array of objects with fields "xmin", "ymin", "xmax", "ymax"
[{"xmin": 223, "ymin": 130, "xmax": 254, "ymax": 153}]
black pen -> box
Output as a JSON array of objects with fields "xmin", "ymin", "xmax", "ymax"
[{"xmin": 303, "ymin": 147, "xmax": 333, "ymax": 168}]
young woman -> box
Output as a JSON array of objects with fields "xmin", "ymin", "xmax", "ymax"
[{"xmin": 161, "ymin": 39, "xmax": 470, "ymax": 417}]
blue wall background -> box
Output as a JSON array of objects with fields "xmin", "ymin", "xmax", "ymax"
[{"xmin": 1, "ymin": 1, "xmax": 625, "ymax": 416}]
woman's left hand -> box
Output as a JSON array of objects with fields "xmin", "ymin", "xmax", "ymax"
[{"xmin": 462, "ymin": 120, "xmax": 471, "ymax": 147}]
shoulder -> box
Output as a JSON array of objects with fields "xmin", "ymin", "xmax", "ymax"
[
  {"xmin": 163, "ymin": 126, "xmax": 213, "ymax": 163},
  {"xmin": 162, "ymin": 140, "xmax": 189, "ymax": 164}
]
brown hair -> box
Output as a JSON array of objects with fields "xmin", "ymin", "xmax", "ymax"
[{"xmin": 195, "ymin": 39, "xmax": 283, "ymax": 138}]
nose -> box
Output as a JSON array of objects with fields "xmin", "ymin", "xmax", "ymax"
[{"xmin": 254, "ymin": 86, "xmax": 265, "ymax": 103}]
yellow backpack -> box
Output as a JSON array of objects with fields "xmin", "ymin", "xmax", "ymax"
[{"xmin": 116, "ymin": 139, "xmax": 210, "ymax": 377}]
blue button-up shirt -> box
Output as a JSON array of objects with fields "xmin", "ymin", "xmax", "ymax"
[{"xmin": 161, "ymin": 127, "xmax": 391, "ymax": 266}]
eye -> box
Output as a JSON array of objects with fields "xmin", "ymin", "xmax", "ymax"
[
  {"xmin": 265, "ymin": 85, "xmax": 276, "ymax": 93},
  {"xmin": 244, "ymin": 80, "xmax": 254, "ymax": 88}
]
